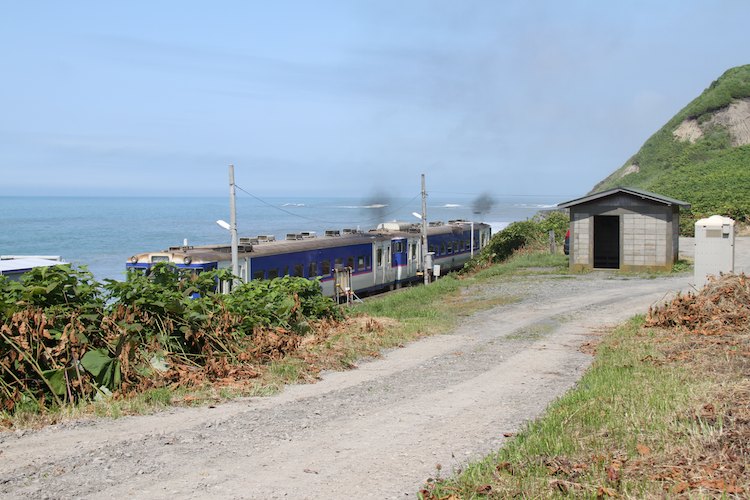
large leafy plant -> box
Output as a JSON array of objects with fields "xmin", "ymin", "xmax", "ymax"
[{"xmin": 1, "ymin": 263, "xmax": 344, "ymax": 413}]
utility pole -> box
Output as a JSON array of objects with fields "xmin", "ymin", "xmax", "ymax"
[
  {"xmin": 421, "ymin": 173, "xmax": 429, "ymax": 285},
  {"xmin": 229, "ymin": 164, "xmax": 239, "ymax": 285}
]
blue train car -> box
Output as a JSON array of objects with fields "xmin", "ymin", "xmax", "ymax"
[{"xmin": 126, "ymin": 220, "xmax": 491, "ymax": 298}]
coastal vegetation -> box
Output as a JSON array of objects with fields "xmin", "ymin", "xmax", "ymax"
[
  {"xmin": 466, "ymin": 211, "xmax": 569, "ymax": 270},
  {"xmin": 593, "ymin": 64, "xmax": 750, "ymax": 233},
  {"xmin": 0, "ymin": 264, "xmax": 341, "ymax": 416}
]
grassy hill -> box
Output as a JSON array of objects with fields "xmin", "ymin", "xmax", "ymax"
[{"xmin": 592, "ymin": 65, "xmax": 750, "ymax": 233}]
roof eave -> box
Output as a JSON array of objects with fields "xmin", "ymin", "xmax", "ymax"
[{"xmin": 557, "ymin": 187, "xmax": 690, "ymax": 209}]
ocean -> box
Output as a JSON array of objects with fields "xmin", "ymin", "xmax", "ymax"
[{"xmin": 1, "ymin": 195, "xmax": 558, "ymax": 282}]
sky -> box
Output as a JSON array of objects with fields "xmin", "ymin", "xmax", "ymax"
[{"xmin": 1, "ymin": 1, "xmax": 748, "ymax": 202}]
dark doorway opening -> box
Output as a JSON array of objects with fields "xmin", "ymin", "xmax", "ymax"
[{"xmin": 593, "ymin": 215, "xmax": 620, "ymax": 269}]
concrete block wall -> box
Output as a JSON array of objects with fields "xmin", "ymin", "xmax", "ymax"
[
  {"xmin": 622, "ymin": 213, "xmax": 668, "ymax": 266},
  {"xmin": 571, "ymin": 213, "xmax": 590, "ymax": 266}
]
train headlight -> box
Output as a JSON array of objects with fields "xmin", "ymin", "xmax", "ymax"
[
  {"xmin": 130, "ymin": 256, "xmax": 138, "ymax": 263},
  {"xmin": 183, "ymin": 256, "xmax": 192, "ymax": 265}
]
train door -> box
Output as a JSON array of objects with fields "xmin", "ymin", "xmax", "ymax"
[
  {"xmin": 391, "ymin": 237, "xmax": 408, "ymax": 285},
  {"xmin": 373, "ymin": 240, "xmax": 392, "ymax": 286},
  {"xmin": 407, "ymin": 237, "xmax": 419, "ymax": 278},
  {"xmin": 480, "ymin": 227, "xmax": 490, "ymax": 249}
]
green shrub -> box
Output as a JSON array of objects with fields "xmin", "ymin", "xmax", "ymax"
[
  {"xmin": 226, "ymin": 276, "xmax": 342, "ymax": 332},
  {"xmin": 466, "ymin": 211, "xmax": 569, "ymax": 270},
  {"xmin": 1, "ymin": 263, "xmax": 343, "ymax": 414}
]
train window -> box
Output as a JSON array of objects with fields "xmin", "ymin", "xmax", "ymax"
[
  {"xmin": 377, "ymin": 249, "xmax": 383, "ymax": 266},
  {"xmin": 366, "ymin": 255, "xmax": 371, "ymax": 269},
  {"xmin": 321, "ymin": 260, "xmax": 331, "ymax": 275},
  {"xmin": 268, "ymin": 269, "xmax": 279, "ymax": 279},
  {"xmin": 346, "ymin": 256, "xmax": 354, "ymax": 269},
  {"xmin": 442, "ymin": 243, "xmax": 448, "ymax": 255},
  {"xmin": 253, "ymin": 270, "xmax": 265, "ymax": 280},
  {"xmin": 393, "ymin": 241, "xmax": 404, "ymax": 253},
  {"xmin": 429, "ymin": 244, "xmax": 436, "ymax": 254},
  {"xmin": 411, "ymin": 244, "xmax": 417, "ymax": 260},
  {"xmin": 293, "ymin": 264, "xmax": 304, "ymax": 277},
  {"xmin": 309, "ymin": 262, "xmax": 318, "ymax": 276},
  {"xmin": 334, "ymin": 257, "xmax": 343, "ymax": 269},
  {"xmin": 357, "ymin": 255, "xmax": 365, "ymax": 270},
  {"xmin": 282, "ymin": 265, "xmax": 289, "ymax": 276}
]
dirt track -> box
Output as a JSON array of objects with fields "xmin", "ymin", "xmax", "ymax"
[{"xmin": 1, "ymin": 238, "xmax": 747, "ymax": 499}]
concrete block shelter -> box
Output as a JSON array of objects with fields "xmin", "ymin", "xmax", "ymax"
[{"xmin": 558, "ymin": 188, "xmax": 690, "ymax": 272}]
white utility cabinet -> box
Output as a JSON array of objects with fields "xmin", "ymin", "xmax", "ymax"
[{"xmin": 694, "ymin": 215, "xmax": 735, "ymax": 287}]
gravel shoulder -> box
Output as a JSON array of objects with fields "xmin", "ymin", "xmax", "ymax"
[{"xmin": 1, "ymin": 238, "xmax": 747, "ymax": 499}]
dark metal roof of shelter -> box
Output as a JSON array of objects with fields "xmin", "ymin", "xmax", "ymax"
[{"xmin": 557, "ymin": 187, "xmax": 691, "ymax": 209}]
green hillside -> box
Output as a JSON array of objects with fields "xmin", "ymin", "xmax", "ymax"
[{"xmin": 592, "ymin": 64, "xmax": 750, "ymax": 233}]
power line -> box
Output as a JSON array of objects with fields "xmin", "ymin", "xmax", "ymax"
[
  {"xmin": 429, "ymin": 190, "xmax": 575, "ymax": 198},
  {"xmin": 235, "ymin": 184, "xmax": 328, "ymax": 222},
  {"xmin": 234, "ymin": 184, "xmax": 421, "ymax": 226}
]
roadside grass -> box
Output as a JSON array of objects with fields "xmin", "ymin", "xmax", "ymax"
[
  {"xmin": 355, "ymin": 275, "xmax": 515, "ymax": 337},
  {"xmin": 671, "ymin": 258, "xmax": 692, "ymax": 273},
  {"xmin": 473, "ymin": 252, "xmax": 569, "ymax": 280},
  {"xmin": 354, "ymin": 250, "xmax": 567, "ymax": 333},
  {"xmin": 0, "ymin": 250, "xmax": 562, "ymax": 429},
  {"xmin": 420, "ymin": 315, "xmax": 749, "ymax": 499}
]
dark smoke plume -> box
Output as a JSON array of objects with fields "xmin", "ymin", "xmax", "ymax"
[
  {"xmin": 361, "ymin": 190, "xmax": 392, "ymax": 223},
  {"xmin": 472, "ymin": 192, "xmax": 495, "ymax": 215}
]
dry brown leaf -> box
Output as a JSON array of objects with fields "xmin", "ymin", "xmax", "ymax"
[
  {"xmin": 474, "ymin": 484, "xmax": 492, "ymax": 494},
  {"xmin": 597, "ymin": 486, "xmax": 619, "ymax": 498},
  {"xmin": 672, "ymin": 482, "xmax": 690, "ymax": 493},
  {"xmin": 496, "ymin": 461, "xmax": 514, "ymax": 475},
  {"xmin": 606, "ymin": 466, "xmax": 620, "ymax": 483}
]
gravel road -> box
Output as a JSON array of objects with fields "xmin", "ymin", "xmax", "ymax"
[{"xmin": 1, "ymin": 238, "xmax": 747, "ymax": 499}]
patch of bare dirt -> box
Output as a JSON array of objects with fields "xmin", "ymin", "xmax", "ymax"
[
  {"xmin": 673, "ymin": 98, "xmax": 750, "ymax": 146},
  {"xmin": 712, "ymin": 99, "xmax": 750, "ymax": 146},
  {"xmin": 673, "ymin": 119, "xmax": 704, "ymax": 143},
  {"xmin": 618, "ymin": 163, "xmax": 640, "ymax": 179}
]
